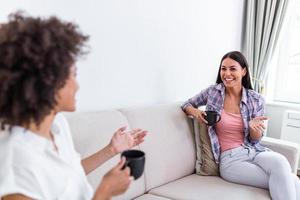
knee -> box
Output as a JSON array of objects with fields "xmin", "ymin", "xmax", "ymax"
[{"xmin": 268, "ymin": 154, "xmax": 291, "ymax": 174}]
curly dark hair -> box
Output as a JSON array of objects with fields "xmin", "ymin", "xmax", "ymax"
[{"xmin": 0, "ymin": 12, "xmax": 89, "ymax": 129}]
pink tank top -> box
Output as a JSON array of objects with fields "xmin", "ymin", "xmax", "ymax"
[{"xmin": 215, "ymin": 109, "xmax": 244, "ymax": 152}]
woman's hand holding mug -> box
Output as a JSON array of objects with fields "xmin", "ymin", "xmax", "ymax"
[{"xmin": 194, "ymin": 109, "xmax": 208, "ymax": 125}]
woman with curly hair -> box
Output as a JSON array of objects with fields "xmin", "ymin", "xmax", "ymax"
[{"xmin": 0, "ymin": 12, "xmax": 147, "ymax": 200}]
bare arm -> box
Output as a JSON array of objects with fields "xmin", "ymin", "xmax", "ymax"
[
  {"xmin": 81, "ymin": 144, "xmax": 115, "ymax": 175},
  {"xmin": 81, "ymin": 127, "xmax": 147, "ymax": 175},
  {"xmin": 2, "ymin": 195, "xmax": 32, "ymax": 200}
]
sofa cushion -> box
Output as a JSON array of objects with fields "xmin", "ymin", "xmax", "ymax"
[
  {"xmin": 120, "ymin": 103, "xmax": 196, "ymax": 190},
  {"xmin": 193, "ymin": 119, "xmax": 219, "ymax": 176},
  {"xmin": 149, "ymin": 174, "xmax": 271, "ymax": 200},
  {"xmin": 65, "ymin": 111, "xmax": 146, "ymax": 200}
]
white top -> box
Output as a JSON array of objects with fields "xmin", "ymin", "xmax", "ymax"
[{"xmin": 0, "ymin": 114, "xmax": 93, "ymax": 199}]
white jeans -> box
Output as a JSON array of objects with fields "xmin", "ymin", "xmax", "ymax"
[{"xmin": 220, "ymin": 145, "xmax": 300, "ymax": 200}]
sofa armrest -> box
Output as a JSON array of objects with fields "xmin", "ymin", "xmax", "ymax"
[{"xmin": 261, "ymin": 136, "xmax": 300, "ymax": 174}]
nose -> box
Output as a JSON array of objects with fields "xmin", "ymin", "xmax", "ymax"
[{"xmin": 223, "ymin": 69, "xmax": 231, "ymax": 76}]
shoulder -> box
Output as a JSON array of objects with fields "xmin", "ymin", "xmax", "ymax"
[
  {"xmin": 205, "ymin": 83, "xmax": 224, "ymax": 97},
  {"xmin": 0, "ymin": 130, "xmax": 38, "ymax": 166},
  {"xmin": 243, "ymin": 89, "xmax": 265, "ymax": 114},
  {"xmin": 209, "ymin": 83, "xmax": 221, "ymax": 90},
  {"xmin": 52, "ymin": 113, "xmax": 77, "ymax": 153},
  {"xmin": 0, "ymin": 129, "xmax": 45, "ymax": 175},
  {"xmin": 53, "ymin": 113, "xmax": 69, "ymax": 129},
  {"xmin": 203, "ymin": 84, "xmax": 222, "ymax": 94},
  {"xmin": 0, "ymin": 134, "xmax": 42, "ymax": 198},
  {"xmin": 52, "ymin": 113, "xmax": 72, "ymax": 138},
  {"xmin": 246, "ymin": 89, "xmax": 265, "ymax": 104},
  {"xmin": 0, "ymin": 126, "xmax": 72, "ymax": 198}
]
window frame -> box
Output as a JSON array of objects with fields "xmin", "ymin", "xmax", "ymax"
[{"xmin": 272, "ymin": 2, "xmax": 300, "ymax": 104}]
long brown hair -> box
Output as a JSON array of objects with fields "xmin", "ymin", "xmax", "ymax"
[{"xmin": 216, "ymin": 51, "xmax": 253, "ymax": 90}]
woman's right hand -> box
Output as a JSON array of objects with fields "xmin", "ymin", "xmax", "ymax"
[
  {"xmin": 94, "ymin": 157, "xmax": 133, "ymax": 200},
  {"xmin": 194, "ymin": 109, "xmax": 208, "ymax": 125},
  {"xmin": 185, "ymin": 105, "xmax": 208, "ymax": 124}
]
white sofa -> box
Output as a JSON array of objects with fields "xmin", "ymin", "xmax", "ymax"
[{"xmin": 65, "ymin": 103, "xmax": 300, "ymax": 200}]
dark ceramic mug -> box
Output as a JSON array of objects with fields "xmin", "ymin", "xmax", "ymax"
[
  {"xmin": 204, "ymin": 110, "xmax": 221, "ymax": 126},
  {"xmin": 121, "ymin": 149, "xmax": 145, "ymax": 180}
]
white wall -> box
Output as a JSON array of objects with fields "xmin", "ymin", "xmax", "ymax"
[{"xmin": 0, "ymin": 0, "xmax": 244, "ymax": 111}]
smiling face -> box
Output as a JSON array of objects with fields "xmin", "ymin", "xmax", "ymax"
[
  {"xmin": 220, "ymin": 57, "xmax": 246, "ymax": 90},
  {"xmin": 54, "ymin": 65, "xmax": 79, "ymax": 112}
]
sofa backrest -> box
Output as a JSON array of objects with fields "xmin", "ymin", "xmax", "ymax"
[
  {"xmin": 66, "ymin": 103, "xmax": 196, "ymax": 198},
  {"xmin": 120, "ymin": 103, "xmax": 196, "ymax": 191}
]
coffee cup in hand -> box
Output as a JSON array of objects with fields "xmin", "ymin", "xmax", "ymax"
[
  {"xmin": 121, "ymin": 150, "xmax": 145, "ymax": 180},
  {"xmin": 204, "ymin": 110, "xmax": 221, "ymax": 126}
]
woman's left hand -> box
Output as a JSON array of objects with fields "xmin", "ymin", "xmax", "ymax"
[
  {"xmin": 249, "ymin": 116, "xmax": 268, "ymax": 137},
  {"xmin": 109, "ymin": 127, "xmax": 148, "ymax": 154}
]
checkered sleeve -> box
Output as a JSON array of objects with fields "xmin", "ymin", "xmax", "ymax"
[
  {"xmin": 181, "ymin": 86, "xmax": 213, "ymax": 111},
  {"xmin": 249, "ymin": 93, "xmax": 266, "ymax": 143}
]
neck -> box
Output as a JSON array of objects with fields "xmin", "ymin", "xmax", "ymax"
[
  {"xmin": 225, "ymin": 85, "xmax": 243, "ymax": 98},
  {"xmin": 26, "ymin": 111, "xmax": 56, "ymax": 140}
]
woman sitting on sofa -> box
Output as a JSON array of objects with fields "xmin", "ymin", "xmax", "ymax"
[
  {"xmin": 182, "ymin": 51, "xmax": 300, "ymax": 200},
  {"xmin": 0, "ymin": 12, "xmax": 147, "ymax": 200}
]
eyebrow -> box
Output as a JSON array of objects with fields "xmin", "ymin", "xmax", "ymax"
[{"xmin": 221, "ymin": 65, "xmax": 238, "ymax": 68}]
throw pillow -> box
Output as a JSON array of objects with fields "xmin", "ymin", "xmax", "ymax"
[{"xmin": 193, "ymin": 118, "xmax": 219, "ymax": 176}]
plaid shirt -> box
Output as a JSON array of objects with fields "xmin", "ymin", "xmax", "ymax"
[{"xmin": 182, "ymin": 83, "xmax": 267, "ymax": 163}]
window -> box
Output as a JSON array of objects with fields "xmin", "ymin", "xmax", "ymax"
[{"xmin": 273, "ymin": 2, "xmax": 300, "ymax": 104}]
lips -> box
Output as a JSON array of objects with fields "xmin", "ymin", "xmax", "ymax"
[{"xmin": 223, "ymin": 78, "xmax": 235, "ymax": 83}]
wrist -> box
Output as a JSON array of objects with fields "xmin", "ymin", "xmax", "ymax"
[
  {"xmin": 186, "ymin": 106, "xmax": 197, "ymax": 117},
  {"xmin": 106, "ymin": 143, "xmax": 117, "ymax": 156},
  {"xmin": 192, "ymin": 108, "xmax": 199, "ymax": 117},
  {"xmin": 94, "ymin": 181, "xmax": 112, "ymax": 200},
  {"xmin": 249, "ymin": 130, "xmax": 262, "ymax": 140}
]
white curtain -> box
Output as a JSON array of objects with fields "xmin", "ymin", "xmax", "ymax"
[{"xmin": 243, "ymin": 0, "xmax": 290, "ymax": 93}]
